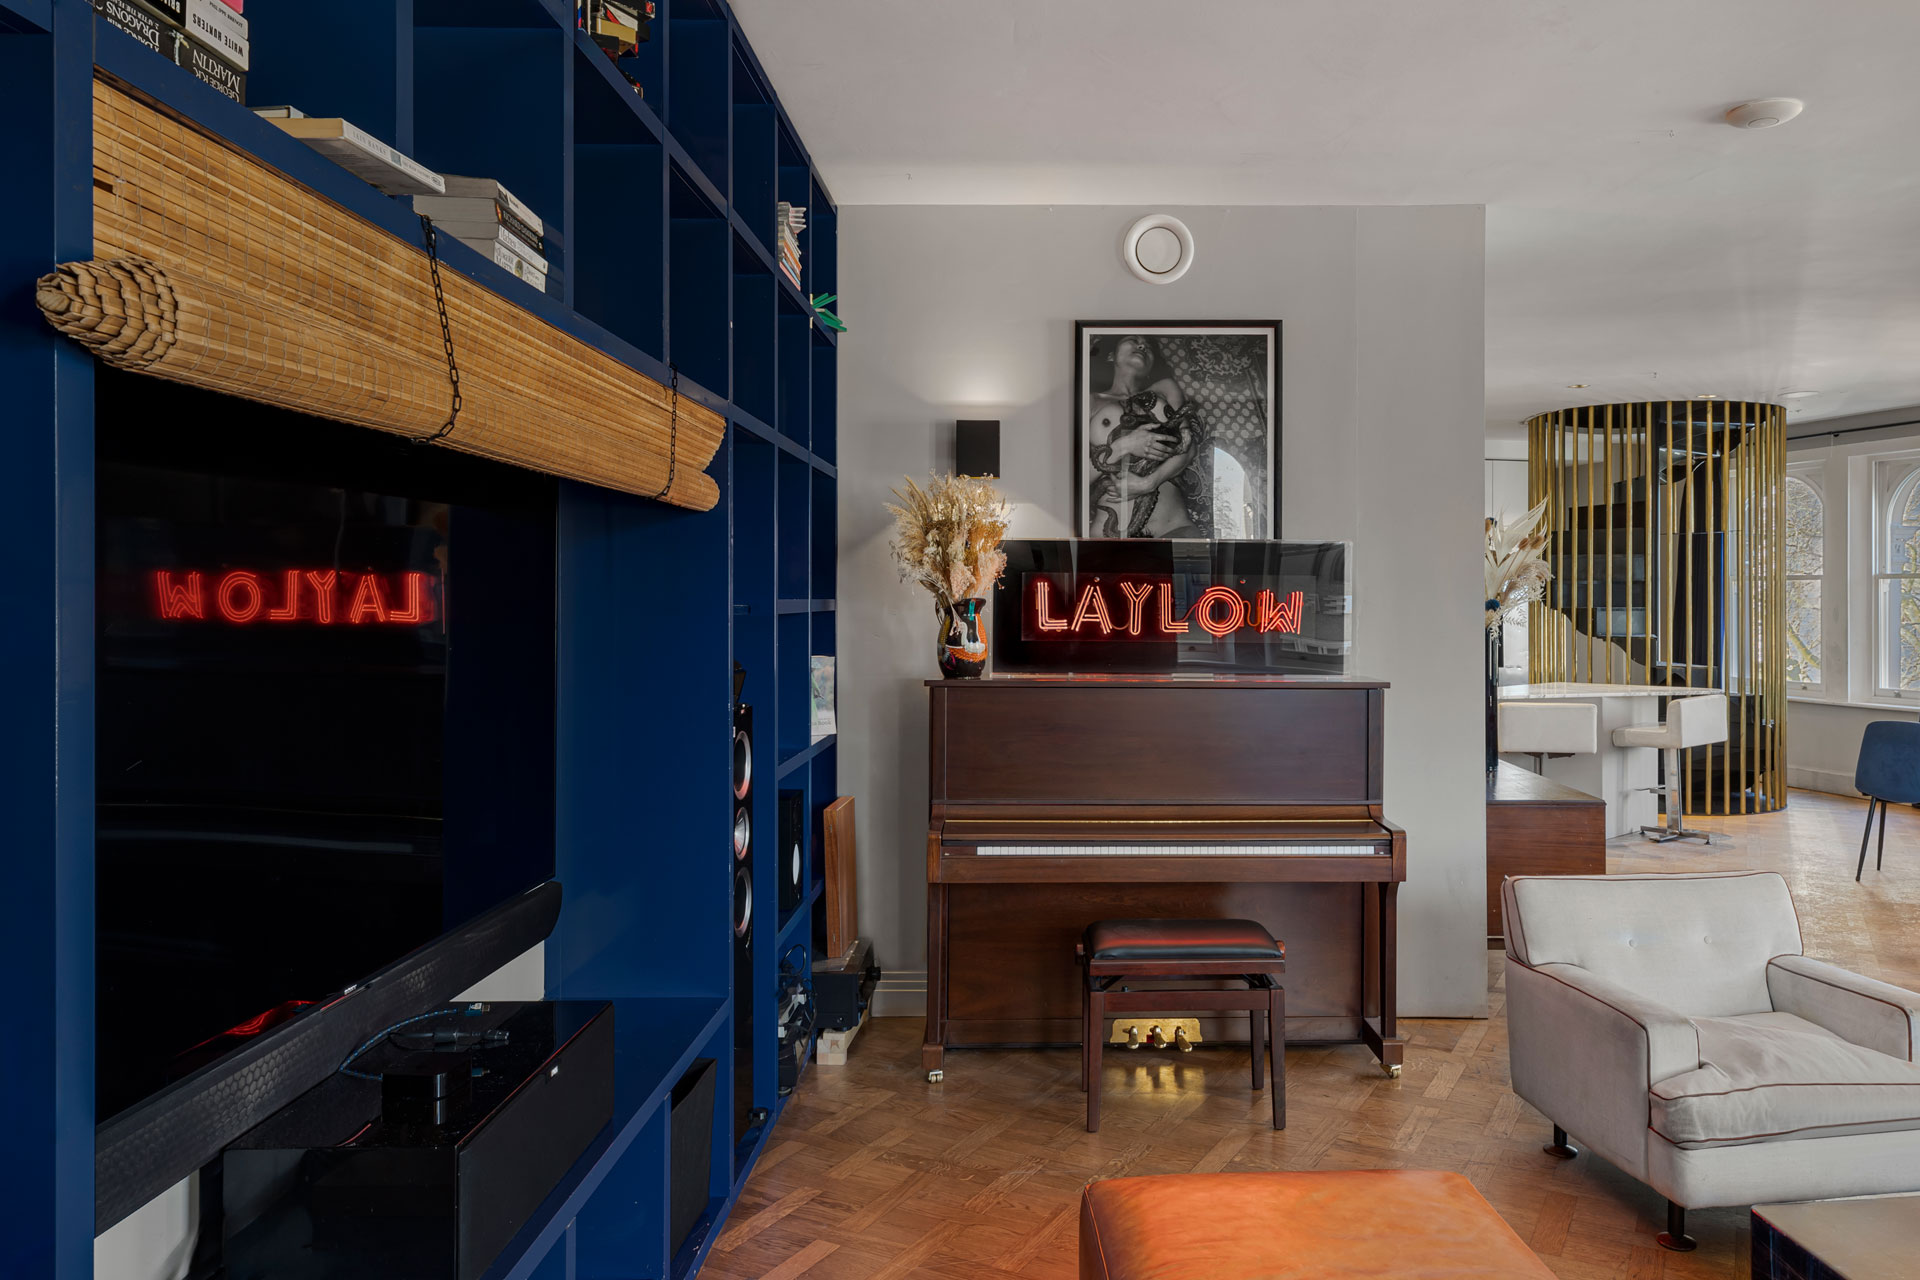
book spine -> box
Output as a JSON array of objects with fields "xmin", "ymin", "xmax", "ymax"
[
  {"xmin": 494, "ymin": 204, "xmax": 545, "ymax": 257},
  {"xmin": 174, "ymin": 30, "xmax": 245, "ymax": 102},
  {"xmin": 184, "ymin": 0, "xmax": 247, "ymax": 69},
  {"xmin": 340, "ymin": 119, "xmax": 446, "ymax": 195},
  {"xmin": 490, "ymin": 185, "xmax": 543, "ymax": 239},
  {"xmin": 491, "ymin": 240, "xmax": 548, "ymax": 292},
  {"xmin": 491, "ymin": 223, "xmax": 548, "ymax": 274},
  {"xmin": 89, "ymin": 0, "xmax": 173, "ymax": 58},
  {"xmin": 134, "ymin": 0, "xmax": 185, "ymax": 23}
]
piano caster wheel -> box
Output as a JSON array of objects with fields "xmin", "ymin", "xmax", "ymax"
[
  {"xmin": 926, "ymin": 1069, "xmax": 944, "ymax": 1083},
  {"xmin": 1384, "ymin": 1064, "xmax": 1402, "ymax": 1079}
]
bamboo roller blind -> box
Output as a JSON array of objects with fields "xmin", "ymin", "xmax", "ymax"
[{"xmin": 37, "ymin": 78, "xmax": 722, "ymax": 511}]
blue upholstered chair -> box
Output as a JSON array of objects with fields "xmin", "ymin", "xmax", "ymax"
[{"xmin": 1853, "ymin": 721, "xmax": 1920, "ymax": 881}]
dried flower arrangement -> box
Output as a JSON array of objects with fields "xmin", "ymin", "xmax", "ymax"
[
  {"xmin": 886, "ymin": 474, "xmax": 1012, "ymax": 610},
  {"xmin": 1486, "ymin": 497, "xmax": 1553, "ymax": 632}
]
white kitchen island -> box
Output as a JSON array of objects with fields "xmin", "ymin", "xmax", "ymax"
[{"xmin": 1497, "ymin": 683, "xmax": 1723, "ymax": 838}]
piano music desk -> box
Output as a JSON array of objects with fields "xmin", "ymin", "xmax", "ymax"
[{"xmin": 924, "ymin": 675, "xmax": 1406, "ymax": 1081}]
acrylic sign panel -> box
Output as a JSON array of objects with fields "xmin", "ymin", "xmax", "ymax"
[{"xmin": 990, "ymin": 539, "xmax": 1350, "ymax": 675}]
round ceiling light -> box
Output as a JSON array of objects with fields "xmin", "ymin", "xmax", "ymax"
[
  {"xmin": 1123, "ymin": 214, "xmax": 1195, "ymax": 284},
  {"xmin": 1567, "ymin": 383, "xmax": 1590, "ymax": 389},
  {"xmin": 1724, "ymin": 98, "xmax": 1804, "ymax": 129}
]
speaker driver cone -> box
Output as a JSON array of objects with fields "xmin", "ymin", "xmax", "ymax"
[
  {"xmin": 733, "ymin": 728, "xmax": 752, "ymax": 799},
  {"xmin": 733, "ymin": 807, "xmax": 751, "ymax": 862},
  {"xmin": 733, "ymin": 866, "xmax": 753, "ymax": 940}
]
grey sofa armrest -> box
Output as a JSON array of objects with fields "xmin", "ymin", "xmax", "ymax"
[
  {"xmin": 1768, "ymin": 955, "xmax": 1920, "ymax": 1062},
  {"xmin": 1506, "ymin": 958, "xmax": 1701, "ymax": 1178}
]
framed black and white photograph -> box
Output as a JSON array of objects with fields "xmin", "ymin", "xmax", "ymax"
[{"xmin": 1074, "ymin": 321, "xmax": 1280, "ymax": 540}]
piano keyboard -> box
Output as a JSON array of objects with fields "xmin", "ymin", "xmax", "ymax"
[{"xmin": 975, "ymin": 843, "xmax": 1384, "ymax": 858}]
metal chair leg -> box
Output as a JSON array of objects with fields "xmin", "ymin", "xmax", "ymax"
[
  {"xmin": 1657, "ymin": 1200, "xmax": 1697, "ymax": 1252},
  {"xmin": 1544, "ymin": 1124, "xmax": 1578, "ymax": 1159},
  {"xmin": 1858, "ymin": 797, "xmax": 1880, "ymax": 881},
  {"xmin": 1878, "ymin": 796, "xmax": 1889, "ymax": 871},
  {"xmin": 1637, "ymin": 746, "xmax": 1712, "ymax": 844}
]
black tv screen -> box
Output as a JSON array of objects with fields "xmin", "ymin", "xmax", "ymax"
[{"xmin": 94, "ymin": 375, "xmax": 558, "ymax": 1123}]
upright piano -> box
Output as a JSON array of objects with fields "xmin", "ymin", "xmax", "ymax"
[{"xmin": 924, "ymin": 674, "xmax": 1405, "ymax": 1079}]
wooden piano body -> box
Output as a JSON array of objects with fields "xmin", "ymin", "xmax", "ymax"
[{"xmin": 924, "ymin": 675, "xmax": 1405, "ymax": 1077}]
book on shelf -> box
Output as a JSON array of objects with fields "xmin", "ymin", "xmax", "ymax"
[
  {"xmin": 184, "ymin": 0, "xmax": 246, "ymax": 69},
  {"xmin": 415, "ymin": 192, "xmax": 545, "ymax": 255},
  {"xmin": 251, "ymin": 105, "xmax": 305, "ymax": 119},
  {"xmin": 436, "ymin": 177, "xmax": 543, "ymax": 240},
  {"xmin": 488, "ymin": 240, "xmax": 547, "ymax": 293},
  {"xmin": 218, "ymin": 0, "xmax": 240, "ymax": 10},
  {"xmin": 811, "ymin": 657, "xmax": 837, "ymax": 738},
  {"xmin": 579, "ymin": 1, "xmax": 652, "ymax": 57},
  {"xmin": 778, "ymin": 261, "xmax": 801, "ymax": 290},
  {"xmin": 90, "ymin": 0, "xmax": 173, "ymax": 57},
  {"xmin": 174, "ymin": 28, "xmax": 245, "ymax": 103},
  {"xmin": 266, "ymin": 117, "xmax": 446, "ymax": 197},
  {"xmin": 430, "ymin": 220, "xmax": 549, "ymax": 276}
]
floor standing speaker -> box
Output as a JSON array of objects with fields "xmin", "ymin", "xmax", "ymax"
[
  {"xmin": 777, "ymin": 790, "xmax": 804, "ymax": 913},
  {"xmin": 732, "ymin": 665, "xmax": 759, "ymax": 1138}
]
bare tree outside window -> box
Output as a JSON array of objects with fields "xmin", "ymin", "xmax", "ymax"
[
  {"xmin": 1784, "ymin": 472, "xmax": 1821, "ymax": 688},
  {"xmin": 1872, "ymin": 460, "xmax": 1920, "ymax": 696}
]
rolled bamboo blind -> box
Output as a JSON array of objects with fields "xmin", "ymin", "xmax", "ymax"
[{"xmin": 36, "ymin": 78, "xmax": 722, "ymax": 511}]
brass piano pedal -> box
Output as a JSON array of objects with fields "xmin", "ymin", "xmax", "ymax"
[{"xmin": 1110, "ymin": 1017, "xmax": 1201, "ymax": 1050}]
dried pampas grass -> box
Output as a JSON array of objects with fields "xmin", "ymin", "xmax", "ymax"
[
  {"xmin": 886, "ymin": 474, "xmax": 1012, "ymax": 610},
  {"xmin": 1486, "ymin": 497, "xmax": 1553, "ymax": 631}
]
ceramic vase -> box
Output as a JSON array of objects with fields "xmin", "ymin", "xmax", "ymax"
[{"xmin": 938, "ymin": 597, "xmax": 988, "ymax": 678}]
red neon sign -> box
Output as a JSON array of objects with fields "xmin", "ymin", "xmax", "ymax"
[
  {"xmin": 1024, "ymin": 574, "xmax": 1302, "ymax": 642},
  {"xmin": 152, "ymin": 569, "xmax": 440, "ymax": 627}
]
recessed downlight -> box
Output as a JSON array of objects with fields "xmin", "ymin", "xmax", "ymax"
[
  {"xmin": 1782, "ymin": 390, "xmax": 1821, "ymax": 399},
  {"xmin": 1567, "ymin": 383, "xmax": 1590, "ymax": 389},
  {"xmin": 1694, "ymin": 394, "xmax": 1721, "ymax": 400}
]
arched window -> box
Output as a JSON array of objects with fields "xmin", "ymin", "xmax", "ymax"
[
  {"xmin": 1872, "ymin": 457, "xmax": 1920, "ymax": 696},
  {"xmin": 1783, "ymin": 471, "xmax": 1822, "ymax": 690}
]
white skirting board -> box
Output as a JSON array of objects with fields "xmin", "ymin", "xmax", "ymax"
[{"xmin": 1787, "ymin": 767, "xmax": 1860, "ymax": 797}]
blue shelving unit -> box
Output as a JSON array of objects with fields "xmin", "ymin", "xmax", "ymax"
[{"xmin": 0, "ymin": 1, "xmax": 837, "ymax": 1277}]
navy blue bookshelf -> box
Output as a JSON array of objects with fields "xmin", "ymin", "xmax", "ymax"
[{"xmin": 0, "ymin": 1, "xmax": 837, "ymax": 1277}]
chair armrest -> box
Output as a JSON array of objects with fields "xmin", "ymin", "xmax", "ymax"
[
  {"xmin": 1506, "ymin": 958, "xmax": 1700, "ymax": 1179},
  {"xmin": 1768, "ymin": 955, "xmax": 1920, "ymax": 1061}
]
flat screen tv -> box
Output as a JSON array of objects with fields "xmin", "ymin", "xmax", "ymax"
[{"xmin": 93, "ymin": 374, "xmax": 560, "ymax": 1227}]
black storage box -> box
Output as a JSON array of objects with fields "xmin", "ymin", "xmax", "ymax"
[
  {"xmin": 668, "ymin": 1058, "xmax": 717, "ymax": 1259},
  {"xmin": 222, "ymin": 1001, "xmax": 614, "ymax": 1280}
]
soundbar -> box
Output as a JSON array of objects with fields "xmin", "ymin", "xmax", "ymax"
[{"xmin": 95, "ymin": 879, "xmax": 564, "ymax": 1234}]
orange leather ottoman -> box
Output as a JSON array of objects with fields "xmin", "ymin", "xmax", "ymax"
[{"xmin": 1079, "ymin": 1170, "xmax": 1556, "ymax": 1279}]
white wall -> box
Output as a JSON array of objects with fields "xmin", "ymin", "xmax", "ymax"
[{"xmin": 837, "ymin": 204, "xmax": 1489, "ymax": 1018}]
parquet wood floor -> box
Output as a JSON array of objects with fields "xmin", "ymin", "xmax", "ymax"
[{"xmin": 703, "ymin": 789, "xmax": 1920, "ymax": 1279}]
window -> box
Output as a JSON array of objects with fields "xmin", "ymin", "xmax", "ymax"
[
  {"xmin": 1784, "ymin": 467, "xmax": 1823, "ymax": 692},
  {"xmin": 1873, "ymin": 455, "xmax": 1920, "ymax": 699}
]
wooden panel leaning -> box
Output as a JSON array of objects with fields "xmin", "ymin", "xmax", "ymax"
[
  {"xmin": 36, "ymin": 79, "xmax": 723, "ymax": 511},
  {"xmin": 822, "ymin": 796, "xmax": 859, "ymax": 960}
]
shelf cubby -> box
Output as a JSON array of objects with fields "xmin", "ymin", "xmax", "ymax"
[
  {"xmin": 730, "ymin": 42, "xmax": 776, "ymax": 246},
  {"xmin": 412, "ymin": 16, "xmax": 569, "ymax": 292},
  {"xmin": 775, "ymin": 612, "xmax": 812, "ymax": 763},
  {"xmin": 811, "ymin": 328, "xmax": 837, "ymax": 464},
  {"xmin": 777, "ymin": 311, "xmax": 812, "ymax": 450},
  {"xmin": 573, "ymin": 44, "xmax": 667, "ymax": 360},
  {"xmin": 731, "ymin": 234, "xmax": 777, "ymax": 427},
  {"xmin": 808, "ymin": 175, "xmax": 837, "ymax": 300},
  {"xmin": 776, "ymin": 449, "xmax": 811, "ymax": 602},
  {"xmin": 669, "ymin": 162, "xmax": 730, "ymax": 398},
  {"xmin": 666, "ymin": 0, "xmax": 729, "ymax": 190},
  {"xmin": 811, "ymin": 472, "xmax": 837, "ymax": 599},
  {"xmin": 777, "ymin": 122, "xmax": 811, "ymax": 295},
  {"xmin": 245, "ymin": 2, "xmax": 411, "ymax": 150}
]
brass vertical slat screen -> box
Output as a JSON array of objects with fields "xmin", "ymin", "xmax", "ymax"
[
  {"xmin": 1526, "ymin": 400, "xmax": 1787, "ymax": 815},
  {"xmin": 35, "ymin": 78, "xmax": 724, "ymax": 511}
]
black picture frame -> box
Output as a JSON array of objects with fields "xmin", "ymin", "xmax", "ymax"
[{"xmin": 1074, "ymin": 320, "xmax": 1281, "ymax": 540}]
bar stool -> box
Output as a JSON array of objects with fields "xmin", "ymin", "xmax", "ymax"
[
  {"xmin": 1611, "ymin": 693, "xmax": 1728, "ymax": 844},
  {"xmin": 1077, "ymin": 919, "xmax": 1286, "ymax": 1133},
  {"xmin": 1497, "ymin": 701, "xmax": 1599, "ymax": 774},
  {"xmin": 1852, "ymin": 721, "xmax": 1920, "ymax": 881}
]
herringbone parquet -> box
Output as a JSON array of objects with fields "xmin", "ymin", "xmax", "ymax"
[{"xmin": 703, "ymin": 789, "xmax": 1920, "ymax": 1279}]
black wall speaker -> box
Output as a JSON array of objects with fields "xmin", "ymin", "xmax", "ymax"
[
  {"xmin": 955, "ymin": 419, "xmax": 1000, "ymax": 479},
  {"xmin": 777, "ymin": 790, "xmax": 804, "ymax": 913},
  {"xmin": 731, "ymin": 665, "xmax": 757, "ymax": 1138}
]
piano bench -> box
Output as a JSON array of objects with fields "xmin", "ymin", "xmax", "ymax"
[
  {"xmin": 1077, "ymin": 918, "xmax": 1287, "ymax": 1133},
  {"xmin": 1078, "ymin": 1171, "xmax": 1557, "ymax": 1279}
]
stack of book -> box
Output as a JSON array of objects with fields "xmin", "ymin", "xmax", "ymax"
[
  {"xmin": 415, "ymin": 179, "xmax": 551, "ymax": 295},
  {"xmin": 775, "ymin": 202, "xmax": 806, "ymax": 290},
  {"xmin": 89, "ymin": 0, "xmax": 247, "ymax": 105},
  {"xmin": 579, "ymin": 0, "xmax": 654, "ymax": 92},
  {"xmin": 259, "ymin": 110, "xmax": 446, "ymax": 199}
]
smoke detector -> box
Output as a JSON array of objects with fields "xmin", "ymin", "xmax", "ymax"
[{"xmin": 1724, "ymin": 98, "xmax": 1803, "ymax": 129}]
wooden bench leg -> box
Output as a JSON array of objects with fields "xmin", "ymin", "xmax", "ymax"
[
  {"xmin": 1270, "ymin": 983, "xmax": 1286, "ymax": 1130},
  {"xmin": 1086, "ymin": 987, "xmax": 1105, "ymax": 1132},
  {"xmin": 1249, "ymin": 1005, "xmax": 1266, "ymax": 1091},
  {"xmin": 1080, "ymin": 976, "xmax": 1090, "ymax": 1094}
]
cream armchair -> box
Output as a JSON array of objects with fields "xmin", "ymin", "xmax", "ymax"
[{"xmin": 1502, "ymin": 871, "xmax": 1920, "ymax": 1251}]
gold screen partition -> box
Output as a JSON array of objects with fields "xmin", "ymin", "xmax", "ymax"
[{"xmin": 1526, "ymin": 401, "xmax": 1786, "ymax": 814}]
